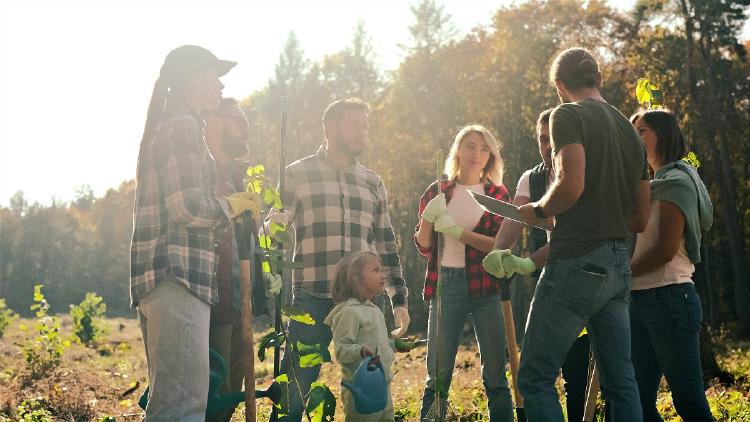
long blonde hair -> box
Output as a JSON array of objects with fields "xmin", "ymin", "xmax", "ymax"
[
  {"xmin": 444, "ymin": 124, "xmax": 504, "ymax": 185},
  {"xmin": 332, "ymin": 251, "xmax": 380, "ymax": 303}
]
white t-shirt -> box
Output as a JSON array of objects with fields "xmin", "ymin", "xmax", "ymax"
[
  {"xmin": 632, "ymin": 199, "xmax": 695, "ymax": 290},
  {"xmin": 442, "ymin": 183, "xmax": 485, "ymax": 268},
  {"xmin": 515, "ymin": 168, "xmax": 554, "ymax": 199},
  {"xmin": 516, "ymin": 169, "xmax": 554, "ymax": 240}
]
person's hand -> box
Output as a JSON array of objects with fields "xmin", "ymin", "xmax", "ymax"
[
  {"xmin": 360, "ymin": 346, "xmax": 381, "ymax": 365},
  {"xmin": 434, "ymin": 213, "xmax": 463, "ymax": 239},
  {"xmin": 501, "ymin": 254, "xmax": 536, "ymax": 277},
  {"xmin": 483, "ymin": 249, "xmax": 512, "ymax": 278},
  {"xmin": 518, "ymin": 203, "xmax": 543, "ymax": 227},
  {"xmin": 225, "ymin": 192, "xmax": 261, "ymax": 218},
  {"xmin": 422, "ymin": 193, "xmax": 447, "ymax": 223},
  {"xmin": 268, "ymin": 210, "xmax": 292, "ymax": 226},
  {"xmin": 391, "ymin": 306, "xmax": 410, "ymax": 337},
  {"xmin": 263, "ymin": 272, "xmax": 282, "ymax": 295}
]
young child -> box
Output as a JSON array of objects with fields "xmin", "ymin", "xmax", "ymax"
[{"xmin": 324, "ymin": 251, "xmax": 412, "ymax": 421}]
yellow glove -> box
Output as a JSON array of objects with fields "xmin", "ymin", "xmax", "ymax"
[{"xmin": 225, "ymin": 192, "xmax": 261, "ymax": 218}]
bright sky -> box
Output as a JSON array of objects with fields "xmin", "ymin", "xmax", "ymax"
[{"xmin": 0, "ymin": 0, "xmax": 746, "ymax": 206}]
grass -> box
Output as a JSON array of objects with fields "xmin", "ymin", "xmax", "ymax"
[{"xmin": 1, "ymin": 316, "xmax": 748, "ymax": 421}]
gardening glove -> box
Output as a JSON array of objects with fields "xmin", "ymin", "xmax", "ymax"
[
  {"xmin": 483, "ymin": 249, "xmax": 512, "ymax": 278},
  {"xmin": 391, "ymin": 306, "xmax": 410, "ymax": 337},
  {"xmin": 433, "ymin": 213, "xmax": 463, "ymax": 240},
  {"xmin": 267, "ymin": 210, "xmax": 292, "ymax": 226},
  {"xmin": 394, "ymin": 337, "xmax": 417, "ymax": 352},
  {"xmin": 263, "ymin": 272, "xmax": 282, "ymax": 295},
  {"xmin": 422, "ymin": 193, "xmax": 447, "ymax": 223},
  {"xmin": 225, "ymin": 192, "xmax": 261, "ymax": 218},
  {"xmin": 501, "ymin": 253, "xmax": 537, "ymax": 277}
]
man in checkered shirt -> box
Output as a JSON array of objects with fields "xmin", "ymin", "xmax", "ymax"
[{"xmin": 268, "ymin": 98, "xmax": 410, "ymax": 421}]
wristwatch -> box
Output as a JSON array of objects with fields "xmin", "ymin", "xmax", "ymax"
[{"xmin": 533, "ymin": 204, "xmax": 546, "ymax": 219}]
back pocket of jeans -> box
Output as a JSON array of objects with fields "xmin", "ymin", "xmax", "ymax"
[{"xmin": 563, "ymin": 266, "xmax": 608, "ymax": 312}]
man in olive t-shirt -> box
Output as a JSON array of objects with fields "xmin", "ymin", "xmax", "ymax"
[
  {"xmin": 547, "ymin": 100, "xmax": 649, "ymax": 260},
  {"xmin": 515, "ymin": 48, "xmax": 650, "ymax": 422}
]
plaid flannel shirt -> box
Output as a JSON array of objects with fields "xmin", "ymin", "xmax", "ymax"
[
  {"xmin": 281, "ymin": 146, "xmax": 408, "ymax": 307},
  {"xmin": 130, "ymin": 106, "xmax": 231, "ymax": 307},
  {"xmin": 415, "ymin": 180, "xmax": 510, "ymax": 301}
]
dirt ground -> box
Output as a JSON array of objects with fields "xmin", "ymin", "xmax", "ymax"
[{"xmin": 1, "ymin": 316, "xmax": 748, "ymax": 421}]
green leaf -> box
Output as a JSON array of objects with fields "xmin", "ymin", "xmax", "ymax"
[
  {"xmin": 263, "ymin": 187, "xmax": 276, "ymax": 206},
  {"xmin": 282, "ymin": 307, "xmax": 316, "ymax": 325},
  {"xmin": 683, "ymin": 151, "xmax": 701, "ymax": 168},
  {"xmin": 636, "ymin": 78, "xmax": 662, "ymax": 109},
  {"xmin": 271, "ymin": 231, "xmax": 293, "ymax": 246},
  {"xmin": 257, "ymin": 331, "xmax": 286, "ymax": 362},
  {"xmin": 305, "ymin": 381, "xmax": 336, "ymax": 422},
  {"xmin": 299, "ymin": 353, "xmax": 324, "ymax": 368},
  {"xmin": 293, "ymin": 341, "xmax": 331, "ymax": 368},
  {"xmin": 270, "ymin": 221, "xmax": 287, "ymax": 235},
  {"xmin": 248, "ymin": 179, "xmax": 263, "ymax": 194},
  {"xmin": 259, "ymin": 234, "xmax": 272, "ymax": 249},
  {"xmin": 246, "ymin": 164, "xmax": 265, "ymax": 176},
  {"xmin": 275, "ymin": 373, "xmax": 290, "ymax": 416},
  {"xmin": 33, "ymin": 285, "xmax": 44, "ymax": 302}
]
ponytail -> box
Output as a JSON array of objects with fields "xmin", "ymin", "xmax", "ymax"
[
  {"xmin": 136, "ymin": 77, "xmax": 168, "ymax": 177},
  {"xmin": 549, "ymin": 47, "xmax": 602, "ymax": 90}
]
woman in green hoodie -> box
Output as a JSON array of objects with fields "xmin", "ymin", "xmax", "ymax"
[{"xmin": 629, "ymin": 109, "xmax": 715, "ymax": 422}]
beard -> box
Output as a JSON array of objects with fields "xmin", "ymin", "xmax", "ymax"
[
  {"xmin": 222, "ymin": 133, "xmax": 248, "ymax": 158},
  {"xmin": 330, "ymin": 132, "xmax": 364, "ymax": 159}
]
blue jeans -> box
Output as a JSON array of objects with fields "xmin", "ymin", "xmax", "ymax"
[
  {"xmin": 518, "ymin": 241, "xmax": 642, "ymax": 422},
  {"xmin": 275, "ymin": 290, "xmax": 334, "ymax": 422},
  {"xmin": 420, "ymin": 267, "xmax": 514, "ymax": 422},
  {"xmin": 630, "ymin": 283, "xmax": 715, "ymax": 422}
]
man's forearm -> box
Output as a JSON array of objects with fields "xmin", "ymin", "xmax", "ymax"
[{"xmin": 537, "ymin": 179, "xmax": 581, "ymax": 217}]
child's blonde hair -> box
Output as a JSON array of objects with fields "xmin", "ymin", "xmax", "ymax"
[{"xmin": 332, "ymin": 251, "xmax": 380, "ymax": 303}]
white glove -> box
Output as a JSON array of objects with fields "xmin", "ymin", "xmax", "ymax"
[
  {"xmin": 263, "ymin": 272, "xmax": 282, "ymax": 295},
  {"xmin": 268, "ymin": 210, "xmax": 292, "ymax": 226},
  {"xmin": 391, "ymin": 306, "xmax": 411, "ymax": 337}
]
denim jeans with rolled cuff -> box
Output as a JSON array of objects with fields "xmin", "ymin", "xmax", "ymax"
[{"xmin": 420, "ymin": 267, "xmax": 514, "ymax": 422}]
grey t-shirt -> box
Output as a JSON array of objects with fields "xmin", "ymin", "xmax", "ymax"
[{"xmin": 548, "ymin": 99, "xmax": 648, "ymax": 259}]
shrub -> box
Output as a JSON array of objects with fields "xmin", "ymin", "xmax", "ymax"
[
  {"xmin": 16, "ymin": 285, "xmax": 70, "ymax": 379},
  {"xmin": 69, "ymin": 292, "xmax": 107, "ymax": 345},
  {"xmin": 0, "ymin": 298, "xmax": 17, "ymax": 338}
]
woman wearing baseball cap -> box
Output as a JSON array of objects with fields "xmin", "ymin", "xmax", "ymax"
[{"xmin": 131, "ymin": 45, "xmax": 259, "ymax": 421}]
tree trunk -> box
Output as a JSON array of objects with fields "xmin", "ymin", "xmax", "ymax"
[{"xmin": 679, "ymin": 0, "xmax": 750, "ymax": 337}]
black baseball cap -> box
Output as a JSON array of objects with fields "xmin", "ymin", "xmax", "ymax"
[{"xmin": 160, "ymin": 45, "xmax": 237, "ymax": 83}]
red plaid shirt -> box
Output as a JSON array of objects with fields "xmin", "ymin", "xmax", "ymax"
[{"xmin": 415, "ymin": 180, "xmax": 510, "ymax": 301}]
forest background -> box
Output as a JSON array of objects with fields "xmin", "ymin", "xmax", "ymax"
[{"xmin": 1, "ymin": 0, "xmax": 749, "ymax": 372}]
